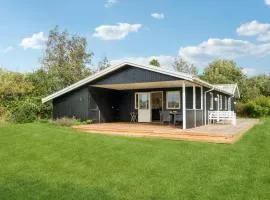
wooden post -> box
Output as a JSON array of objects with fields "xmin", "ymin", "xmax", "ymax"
[{"xmin": 182, "ymin": 82, "xmax": 186, "ymax": 129}]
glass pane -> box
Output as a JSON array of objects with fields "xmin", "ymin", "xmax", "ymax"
[
  {"xmin": 139, "ymin": 93, "xmax": 149, "ymax": 109},
  {"xmin": 167, "ymin": 92, "xmax": 180, "ymax": 109}
]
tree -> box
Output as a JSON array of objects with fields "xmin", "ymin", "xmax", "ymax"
[
  {"xmin": 149, "ymin": 59, "xmax": 160, "ymax": 67},
  {"xmin": 201, "ymin": 59, "xmax": 249, "ymax": 101},
  {"xmin": 173, "ymin": 57, "xmax": 198, "ymax": 75},
  {"xmin": 42, "ymin": 26, "xmax": 93, "ymax": 92},
  {"xmin": 97, "ymin": 56, "xmax": 111, "ymax": 72}
]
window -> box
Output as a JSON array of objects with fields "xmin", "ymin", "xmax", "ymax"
[
  {"xmin": 135, "ymin": 93, "xmax": 138, "ymax": 109},
  {"xmin": 138, "ymin": 93, "xmax": 149, "ymax": 109},
  {"xmin": 228, "ymin": 97, "xmax": 231, "ymax": 110},
  {"xmin": 225, "ymin": 96, "xmax": 228, "ymax": 110},
  {"xmin": 219, "ymin": 95, "xmax": 223, "ymax": 110},
  {"xmin": 210, "ymin": 92, "xmax": 214, "ymax": 110},
  {"xmin": 166, "ymin": 91, "xmax": 180, "ymax": 109}
]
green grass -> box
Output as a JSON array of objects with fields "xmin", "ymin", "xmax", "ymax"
[{"xmin": 0, "ymin": 119, "xmax": 270, "ymax": 200}]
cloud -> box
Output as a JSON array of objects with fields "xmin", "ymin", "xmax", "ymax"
[
  {"xmin": 92, "ymin": 23, "xmax": 142, "ymax": 40},
  {"xmin": 257, "ymin": 31, "xmax": 270, "ymax": 41},
  {"xmin": 179, "ymin": 38, "xmax": 270, "ymax": 67},
  {"xmin": 0, "ymin": 46, "xmax": 13, "ymax": 53},
  {"xmin": 20, "ymin": 32, "xmax": 47, "ymax": 50},
  {"xmin": 236, "ymin": 20, "xmax": 270, "ymax": 36},
  {"xmin": 265, "ymin": 0, "xmax": 270, "ymax": 6},
  {"xmin": 104, "ymin": 0, "xmax": 119, "ymax": 8},
  {"xmin": 242, "ymin": 68, "xmax": 257, "ymax": 76},
  {"xmin": 110, "ymin": 55, "xmax": 175, "ymax": 69},
  {"xmin": 151, "ymin": 13, "xmax": 165, "ymax": 20}
]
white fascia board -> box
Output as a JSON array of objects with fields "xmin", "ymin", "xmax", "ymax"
[{"xmin": 42, "ymin": 61, "xmax": 193, "ymax": 103}]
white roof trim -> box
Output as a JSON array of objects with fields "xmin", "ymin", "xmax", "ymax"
[{"xmin": 42, "ymin": 61, "xmax": 238, "ymax": 103}]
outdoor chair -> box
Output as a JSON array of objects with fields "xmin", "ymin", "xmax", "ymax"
[
  {"xmin": 160, "ymin": 110, "xmax": 171, "ymax": 124},
  {"xmin": 173, "ymin": 113, "xmax": 183, "ymax": 126},
  {"xmin": 130, "ymin": 111, "xmax": 137, "ymax": 122}
]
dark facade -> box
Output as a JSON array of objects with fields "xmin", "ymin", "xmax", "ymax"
[{"xmin": 52, "ymin": 64, "xmax": 235, "ymax": 129}]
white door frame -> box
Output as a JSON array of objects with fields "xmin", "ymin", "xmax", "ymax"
[{"xmin": 137, "ymin": 92, "xmax": 151, "ymax": 122}]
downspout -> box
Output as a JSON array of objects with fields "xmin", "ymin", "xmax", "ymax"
[{"xmin": 204, "ymin": 87, "xmax": 214, "ymax": 125}]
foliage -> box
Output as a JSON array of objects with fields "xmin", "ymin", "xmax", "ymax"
[
  {"xmin": 49, "ymin": 117, "xmax": 81, "ymax": 126},
  {"xmin": 173, "ymin": 57, "xmax": 198, "ymax": 75},
  {"xmin": 0, "ymin": 119, "xmax": 270, "ymax": 199},
  {"xmin": 201, "ymin": 59, "xmax": 249, "ymax": 101},
  {"xmin": 236, "ymin": 96, "xmax": 270, "ymax": 118},
  {"xmin": 97, "ymin": 56, "xmax": 111, "ymax": 72},
  {"xmin": 41, "ymin": 26, "xmax": 93, "ymax": 92},
  {"xmin": 0, "ymin": 68, "xmax": 33, "ymax": 106},
  {"xmin": 149, "ymin": 59, "xmax": 160, "ymax": 67},
  {"xmin": 0, "ymin": 106, "xmax": 11, "ymax": 123},
  {"xmin": 11, "ymin": 99, "xmax": 39, "ymax": 123}
]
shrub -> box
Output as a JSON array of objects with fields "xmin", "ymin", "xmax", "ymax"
[
  {"xmin": 0, "ymin": 106, "xmax": 11, "ymax": 123},
  {"xmin": 11, "ymin": 100, "xmax": 39, "ymax": 123},
  {"xmin": 236, "ymin": 96, "xmax": 270, "ymax": 118},
  {"xmin": 49, "ymin": 117, "xmax": 81, "ymax": 126}
]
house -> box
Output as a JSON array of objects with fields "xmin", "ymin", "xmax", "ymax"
[{"xmin": 42, "ymin": 62, "xmax": 240, "ymax": 129}]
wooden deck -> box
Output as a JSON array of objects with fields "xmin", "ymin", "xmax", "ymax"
[{"xmin": 73, "ymin": 119, "xmax": 259, "ymax": 143}]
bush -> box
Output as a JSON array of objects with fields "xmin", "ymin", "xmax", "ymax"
[
  {"xmin": 49, "ymin": 117, "xmax": 81, "ymax": 126},
  {"xmin": 236, "ymin": 96, "xmax": 270, "ymax": 118},
  {"xmin": 0, "ymin": 106, "xmax": 11, "ymax": 123},
  {"xmin": 11, "ymin": 100, "xmax": 39, "ymax": 123}
]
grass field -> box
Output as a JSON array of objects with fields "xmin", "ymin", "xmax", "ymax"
[{"xmin": 0, "ymin": 119, "xmax": 270, "ymax": 200}]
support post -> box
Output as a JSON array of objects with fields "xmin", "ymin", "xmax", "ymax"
[
  {"xmin": 193, "ymin": 85, "xmax": 196, "ymax": 127},
  {"xmin": 182, "ymin": 82, "xmax": 186, "ymax": 129}
]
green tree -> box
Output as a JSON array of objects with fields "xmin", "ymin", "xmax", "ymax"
[
  {"xmin": 173, "ymin": 57, "xmax": 198, "ymax": 75},
  {"xmin": 201, "ymin": 59, "xmax": 248, "ymax": 101},
  {"xmin": 97, "ymin": 56, "xmax": 111, "ymax": 72},
  {"xmin": 42, "ymin": 26, "xmax": 93, "ymax": 92},
  {"xmin": 149, "ymin": 59, "xmax": 160, "ymax": 67}
]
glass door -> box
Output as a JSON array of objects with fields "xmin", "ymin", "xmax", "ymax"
[{"xmin": 138, "ymin": 93, "xmax": 151, "ymax": 122}]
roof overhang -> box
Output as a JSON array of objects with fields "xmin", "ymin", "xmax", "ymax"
[
  {"xmin": 42, "ymin": 61, "xmax": 236, "ymax": 103},
  {"xmin": 92, "ymin": 80, "xmax": 200, "ymax": 90}
]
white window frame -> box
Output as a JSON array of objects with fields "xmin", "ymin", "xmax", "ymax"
[
  {"xmin": 166, "ymin": 91, "xmax": 181, "ymax": 109},
  {"xmin": 135, "ymin": 93, "xmax": 138, "ymax": 109},
  {"xmin": 210, "ymin": 92, "xmax": 214, "ymax": 110},
  {"xmin": 219, "ymin": 95, "xmax": 223, "ymax": 110}
]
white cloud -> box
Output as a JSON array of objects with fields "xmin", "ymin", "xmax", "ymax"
[
  {"xmin": 242, "ymin": 68, "xmax": 257, "ymax": 76},
  {"xmin": 0, "ymin": 46, "xmax": 13, "ymax": 53},
  {"xmin": 179, "ymin": 38, "xmax": 270, "ymax": 67},
  {"xmin": 257, "ymin": 31, "xmax": 270, "ymax": 41},
  {"xmin": 265, "ymin": 0, "xmax": 270, "ymax": 6},
  {"xmin": 92, "ymin": 23, "xmax": 142, "ymax": 40},
  {"xmin": 236, "ymin": 20, "xmax": 270, "ymax": 36},
  {"xmin": 151, "ymin": 13, "xmax": 165, "ymax": 20},
  {"xmin": 105, "ymin": 0, "xmax": 119, "ymax": 8},
  {"xmin": 20, "ymin": 32, "xmax": 47, "ymax": 50},
  {"xmin": 110, "ymin": 55, "xmax": 175, "ymax": 69}
]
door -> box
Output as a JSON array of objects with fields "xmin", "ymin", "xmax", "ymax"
[{"xmin": 138, "ymin": 92, "xmax": 151, "ymax": 122}]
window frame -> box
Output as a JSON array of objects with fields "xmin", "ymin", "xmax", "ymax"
[
  {"xmin": 135, "ymin": 93, "xmax": 138, "ymax": 109},
  {"xmin": 225, "ymin": 96, "xmax": 228, "ymax": 110},
  {"xmin": 166, "ymin": 91, "xmax": 181, "ymax": 110}
]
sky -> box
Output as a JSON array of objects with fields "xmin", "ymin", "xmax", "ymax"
[{"xmin": 0, "ymin": 0, "xmax": 270, "ymax": 76}]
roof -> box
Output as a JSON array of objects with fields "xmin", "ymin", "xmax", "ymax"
[
  {"xmin": 214, "ymin": 84, "xmax": 240, "ymax": 98},
  {"xmin": 42, "ymin": 61, "xmax": 239, "ymax": 103}
]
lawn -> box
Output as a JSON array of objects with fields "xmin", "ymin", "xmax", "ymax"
[{"xmin": 0, "ymin": 119, "xmax": 270, "ymax": 200}]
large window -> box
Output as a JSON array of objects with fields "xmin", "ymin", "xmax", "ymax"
[
  {"xmin": 166, "ymin": 91, "xmax": 180, "ymax": 109},
  {"xmin": 219, "ymin": 95, "xmax": 223, "ymax": 110},
  {"xmin": 210, "ymin": 92, "xmax": 214, "ymax": 110}
]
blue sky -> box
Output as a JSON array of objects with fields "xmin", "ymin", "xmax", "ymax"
[{"xmin": 0, "ymin": 0, "xmax": 270, "ymax": 76}]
